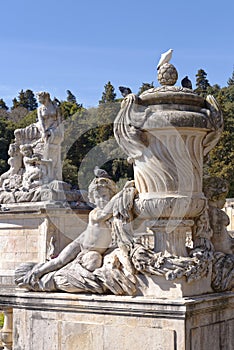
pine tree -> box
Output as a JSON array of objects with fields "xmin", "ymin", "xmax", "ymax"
[
  {"xmin": 0, "ymin": 99, "xmax": 8, "ymax": 110},
  {"xmin": 18, "ymin": 89, "xmax": 28, "ymax": 108},
  {"xmin": 12, "ymin": 89, "xmax": 37, "ymax": 111},
  {"xmin": 12, "ymin": 97, "xmax": 19, "ymax": 110},
  {"xmin": 227, "ymin": 67, "xmax": 234, "ymax": 86},
  {"xmin": 207, "ymin": 84, "xmax": 221, "ymax": 98},
  {"xmin": 138, "ymin": 82, "xmax": 154, "ymax": 95},
  {"xmin": 194, "ymin": 69, "xmax": 210, "ymax": 97},
  {"xmin": 24, "ymin": 89, "xmax": 38, "ymax": 111},
  {"xmin": 60, "ymin": 101, "xmax": 83, "ymax": 119},
  {"xmin": 66, "ymin": 90, "xmax": 77, "ymax": 104},
  {"xmin": 99, "ymin": 81, "xmax": 116, "ymax": 104},
  {"xmin": 206, "ymin": 82, "xmax": 234, "ymax": 197}
]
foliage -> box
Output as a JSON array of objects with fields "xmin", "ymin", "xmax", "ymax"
[
  {"xmin": 99, "ymin": 81, "xmax": 116, "ymax": 104},
  {"xmin": 194, "ymin": 69, "xmax": 210, "ymax": 97},
  {"xmin": 8, "ymin": 106, "xmax": 29, "ymax": 123},
  {"xmin": 205, "ymin": 83, "xmax": 234, "ymax": 197},
  {"xmin": 11, "ymin": 89, "xmax": 38, "ymax": 111},
  {"xmin": 207, "ymin": 84, "xmax": 221, "ymax": 97},
  {"xmin": 16, "ymin": 109, "xmax": 37, "ymax": 128},
  {"xmin": 0, "ymin": 115, "xmax": 17, "ymax": 171},
  {"xmin": 66, "ymin": 90, "xmax": 77, "ymax": 103},
  {"xmin": 60, "ymin": 101, "xmax": 83, "ymax": 120},
  {"xmin": 0, "ymin": 312, "xmax": 3, "ymax": 328},
  {"xmin": 138, "ymin": 82, "xmax": 154, "ymax": 95},
  {"xmin": 62, "ymin": 158, "xmax": 78, "ymax": 186},
  {"xmin": 0, "ymin": 98, "xmax": 8, "ymax": 110},
  {"xmin": 227, "ymin": 67, "xmax": 234, "ymax": 86},
  {"xmin": 62, "ymin": 101, "xmax": 133, "ymax": 188},
  {"xmin": 24, "ymin": 89, "xmax": 38, "ymax": 111}
]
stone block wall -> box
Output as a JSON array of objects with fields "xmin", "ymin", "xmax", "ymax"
[
  {"xmin": 0, "ymin": 290, "xmax": 233, "ymax": 350},
  {"xmin": 0, "ymin": 206, "xmax": 89, "ymax": 286}
]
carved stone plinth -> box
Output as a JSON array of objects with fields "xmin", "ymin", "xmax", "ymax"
[
  {"xmin": 0, "ymin": 289, "xmax": 233, "ymax": 350},
  {"xmin": 149, "ymin": 219, "xmax": 194, "ymax": 256}
]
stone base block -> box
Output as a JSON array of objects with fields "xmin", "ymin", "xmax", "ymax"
[
  {"xmin": 0, "ymin": 288, "xmax": 233, "ymax": 350},
  {"xmin": 0, "ymin": 205, "xmax": 89, "ymax": 286},
  {"xmin": 136, "ymin": 272, "xmax": 213, "ymax": 298}
]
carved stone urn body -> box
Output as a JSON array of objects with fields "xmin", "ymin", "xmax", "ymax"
[{"xmin": 114, "ymin": 83, "xmax": 223, "ymax": 258}]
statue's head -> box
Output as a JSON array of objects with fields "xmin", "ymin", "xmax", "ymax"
[
  {"xmin": 88, "ymin": 177, "xmax": 118, "ymax": 207},
  {"xmin": 20, "ymin": 144, "xmax": 33, "ymax": 157},
  {"xmin": 203, "ymin": 176, "xmax": 229, "ymax": 208},
  {"xmin": 36, "ymin": 91, "xmax": 51, "ymax": 104},
  {"xmin": 8, "ymin": 143, "xmax": 20, "ymax": 156}
]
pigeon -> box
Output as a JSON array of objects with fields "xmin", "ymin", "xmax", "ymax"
[
  {"xmin": 53, "ymin": 97, "xmax": 61, "ymax": 106},
  {"xmin": 157, "ymin": 49, "xmax": 173, "ymax": 70},
  {"xmin": 94, "ymin": 166, "xmax": 111, "ymax": 179},
  {"xmin": 119, "ymin": 86, "xmax": 132, "ymax": 97},
  {"xmin": 181, "ymin": 76, "xmax": 193, "ymax": 89}
]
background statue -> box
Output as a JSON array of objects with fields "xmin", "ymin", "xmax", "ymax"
[
  {"xmin": 0, "ymin": 91, "xmax": 67, "ymax": 204},
  {"xmin": 20, "ymin": 144, "xmax": 44, "ymax": 190},
  {"xmin": 0, "ymin": 143, "xmax": 23, "ymax": 189},
  {"xmin": 36, "ymin": 91, "xmax": 64, "ymax": 181}
]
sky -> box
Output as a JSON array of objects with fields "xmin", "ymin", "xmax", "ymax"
[{"xmin": 0, "ymin": 0, "xmax": 234, "ymax": 108}]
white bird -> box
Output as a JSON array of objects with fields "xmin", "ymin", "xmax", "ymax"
[{"xmin": 157, "ymin": 49, "xmax": 173, "ymax": 70}]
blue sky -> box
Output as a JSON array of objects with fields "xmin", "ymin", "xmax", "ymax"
[{"xmin": 0, "ymin": 0, "xmax": 234, "ymax": 108}]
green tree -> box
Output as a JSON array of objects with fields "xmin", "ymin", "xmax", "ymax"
[
  {"xmin": 12, "ymin": 89, "xmax": 37, "ymax": 111},
  {"xmin": 194, "ymin": 69, "xmax": 210, "ymax": 97},
  {"xmin": 60, "ymin": 101, "xmax": 83, "ymax": 120},
  {"xmin": 0, "ymin": 116, "xmax": 17, "ymax": 174},
  {"xmin": 24, "ymin": 89, "xmax": 38, "ymax": 111},
  {"xmin": 17, "ymin": 109, "xmax": 37, "ymax": 128},
  {"xmin": 66, "ymin": 90, "xmax": 77, "ymax": 104},
  {"xmin": 17, "ymin": 89, "xmax": 28, "ymax": 109},
  {"xmin": 227, "ymin": 67, "xmax": 234, "ymax": 86},
  {"xmin": 205, "ymin": 83, "xmax": 234, "ymax": 197},
  {"xmin": 12, "ymin": 97, "xmax": 19, "ymax": 110},
  {"xmin": 0, "ymin": 98, "xmax": 8, "ymax": 110},
  {"xmin": 138, "ymin": 82, "xmax": 154, "ymax": 95},
  {"xmin": 99, "ymin": 81, "xmax": 116, "ymax": 104},
  {"xmin": 207, "ymin": 84, "xmax": 221, "ymax": 98},
  {"xmin": 63, "ymin": 101, "xmax": 133, "ymax": 189},
  {"xmin": 62, "ymin": 158, "xmax": 78, "ymax": 185},
  {"xmin": 8, "ymin": 107, "xmax": 29, "ymax": 123}
]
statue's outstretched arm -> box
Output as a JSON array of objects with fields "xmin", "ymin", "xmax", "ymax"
[{"xmin": 24, "ymin": 238, "xmax": 82, "ymax": 283}]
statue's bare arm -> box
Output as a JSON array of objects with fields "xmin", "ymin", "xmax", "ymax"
[{"xmin": 24, "ymin": 238, "xmax": 82, "ymax": 283}]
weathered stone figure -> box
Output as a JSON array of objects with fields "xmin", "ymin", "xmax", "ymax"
[
  {"xmin": 36, "ymin": 91, "xmax": 64, "ymax": 181},
  {"xmin": 0, "ymin": 91, "xmax": 66, "ymax": 204},
  {"xmin": 20, "ymin": 144, "xmax": 44, "ymax": 190},
  {"xmin": 15, "ymin": 177, "xmax": 128, "ymax": 293},
  {"xmin": 0, "ymin": 143, "xmax": 23, "ymax": 189}
]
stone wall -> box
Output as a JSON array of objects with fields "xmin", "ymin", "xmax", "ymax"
[
  {"xmin": 0, "ymin": 205, "xmax": 89, "ymax": 286},
  {"xmin": 0, "ymin": 289, "xmax": 233, "ymax": 350}
]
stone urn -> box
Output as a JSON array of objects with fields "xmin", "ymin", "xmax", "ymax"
[{"xmin": 114, "ymin": 63, "xmax": 223, "ymax": 257}]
